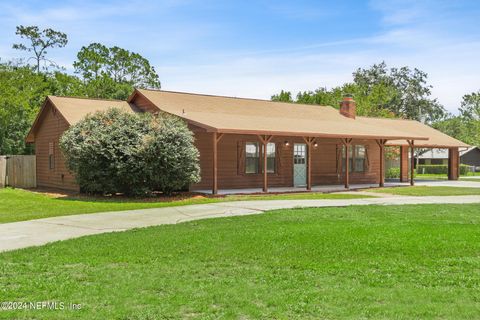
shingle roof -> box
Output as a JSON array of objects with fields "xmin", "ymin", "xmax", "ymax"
[
  {"xmin": 27, "ymin": 89, "xmax": 470, "ymax": 148},
  {"xmin": 132, "ymin": 89, "xmax": 429, "ymax": 141},
  {"xmin": 48, "ymin": 96, "xmax": 137, "ymax": 124}
]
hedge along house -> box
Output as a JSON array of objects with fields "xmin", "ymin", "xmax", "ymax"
[{"xmin": 26, "ymin": 89, "xmax": 469, "ymax": 194}]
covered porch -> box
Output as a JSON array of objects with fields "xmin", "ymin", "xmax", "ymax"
[
  {"xmin": 198, "ymin": 132, "xmax": 430, "ymax": 195},
  {"xmin": 198, "ymin": 133, "xmax": 463, "ymax": 195}
]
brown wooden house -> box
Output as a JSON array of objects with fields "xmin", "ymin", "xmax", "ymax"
[{"xmin": 26, "ymin": 89, "xmax": 469, "ymax": 193}]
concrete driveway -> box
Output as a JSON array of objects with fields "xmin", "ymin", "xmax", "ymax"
[{"xmin": 1, "ymin": 194, "xmax": 479, "ymax": 253}]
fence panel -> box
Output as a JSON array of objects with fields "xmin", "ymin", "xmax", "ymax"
[
  {"xmin": 0, "ymin": 156, "xmax": 6, "ymax": 188},
  {"xmin": 0, "ymin": 155, "xmax": 36, "ymax": 188}
]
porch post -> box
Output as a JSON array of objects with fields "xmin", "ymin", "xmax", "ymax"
[
  {"xmin": 448, "ymin": 147, "xmax": 460, "ymax": 180},
  {"xmin": 258, "ymin": 135, "xmax": 273, "ymax": 192},
  {"xmin": 408, "ymin": 140, "xmax": 415, "ymax": 186},
  {"xmin": 263, "ymin": 139, "xmax": 267, "ymax": 192},
  {"xmin": 212, "ymin": 132, "xmax": 224, "ymax": 195},
  {"xmin": 342, "ymin": 138, "xmax": 352, "ymax": 189},
  {"xmin": 303, "ymin": 137, "xmax": 315, "ymax": 191},
  {"xmin": 212, "ymin": 132, "xmax": 218, "ymax": 194},
  {"xmin": 399, "ymin": 146, "xmax": 409, "ymax": 182},
  {"xmin": 376, "ymin": 139, "xmax": 387, "ymax": 187}
]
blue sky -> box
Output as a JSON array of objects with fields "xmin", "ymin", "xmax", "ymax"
[{"xmin": 1, "ymin": 0, "xmax": 479, "ymax": 113}]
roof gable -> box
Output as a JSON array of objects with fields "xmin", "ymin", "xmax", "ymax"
[{"xmin": 26, "ymin": 96, "xmax": 138, "ymax": 143}]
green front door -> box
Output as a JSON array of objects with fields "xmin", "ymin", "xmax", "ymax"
[{"xmin": 293, "ymin": 143, "xmax": 307, "ymax": 187}]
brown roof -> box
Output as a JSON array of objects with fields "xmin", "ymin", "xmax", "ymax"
[
  {"xmin": 48, "ymin": 96, "xmax": 136, "ymax": 124},
  {"xmin": 132, "ymin": 89, "xmax": 429, "ymax": 141},
  {"xmin": 27, "ymin": 89, "xmax": 469, "ymax": 148},
  {"xmin": 26, "ymin": 96, "xmax": 137, "ymax": 142}
]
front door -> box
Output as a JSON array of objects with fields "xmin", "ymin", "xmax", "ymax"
[{"xmin": 293, "ymin": 143, "xmax": 307, "ymax": 187}]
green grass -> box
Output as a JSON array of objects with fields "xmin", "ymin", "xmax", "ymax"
[
  {"xmin": 415, "ymin": 173, "xmax": 480, "ymax": 181},
  {"xmin": 370, "ymin": 186, "xmax": 480, "ymax": 196},
  {"xmin": 1, "ymin": 204, "xmax": 480, "ymax": 319},
  {"xmin": 0, "ymin": 188, "xmax": 370, "ymax": 224}
]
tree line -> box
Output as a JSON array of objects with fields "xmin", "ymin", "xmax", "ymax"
[
  {"xmin": 0, "ymin": 25, "xmax": 161, "ymax": 154},
  {"xmin": 272, "ymin": 62, "xmax": 479, "ymax": 147}
]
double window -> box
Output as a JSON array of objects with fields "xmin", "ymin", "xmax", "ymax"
[
  {"xmin": 342, "ymin": 145, "xmax": 366, "ymax": 173},
  {"xmin": 245, "ymin": 142, "xmax": 276, "ymax": 174}
]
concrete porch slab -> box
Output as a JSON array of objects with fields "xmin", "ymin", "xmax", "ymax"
[
  {"xmin": 195, "ymin": 179, "xmax": 480, "ymax": 195},
  {"xmin": 195, "ymin": 182, "xmax": 411, "ymax": 195}
]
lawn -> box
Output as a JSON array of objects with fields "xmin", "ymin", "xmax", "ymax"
[
  {"xmin": 415, "ymin": 173, "xmax": 480, "ymax": 181},
  {"xmin": 1, "ymin": 204, "xmax": 480, "ymax": 319},
  {"xmin": 0, "ymin": 188, "xmax": 370, "ymax": 223},
  {"xmin": 370, "ymin": 186, "xmax": 480, "ymax": 196}
]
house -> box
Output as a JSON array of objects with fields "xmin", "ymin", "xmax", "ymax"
[
  {"xmin": 418, "ymin": 147, "xmax": 480, "ymax": 169},
  {"xmin": 26, "ymin": 89, "xmax": 469, "ymax": 193}
]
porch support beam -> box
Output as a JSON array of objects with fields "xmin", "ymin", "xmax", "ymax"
[
  {"xmin": 407, "ymin": 140, "xmax": 415, "ymax": 186},
  {"xmin": 258, "ymin": 135, "xmax": 273, "ymax": 192},
  {"xmin": 341, "ymin": 138, "xmax": 353, "ymax": 189},
  {"xmin": 212, "ymin": 132, "xmax": 225, "ymax": 195},
  {"xmin": 375, "ymin": 139, "xmax": 387, "ymax": 187},
  {"xmin": 399, "ymin": 146, "xmax": 409, "ymax": 182},
  {"xmin": 448, "ymin": 147, "xmax": 460, "ymax": 180},
  {"xmin": 303, "ymin": 137, "xmax": 316, "ymax": 191}
]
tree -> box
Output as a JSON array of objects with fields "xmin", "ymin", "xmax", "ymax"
[
  {"xmin": 72, "ymin": 43, "xmax": 109, "ymax": 81},
  {"xmin": 433, "ymin": 91, "xmax": 480, "ymax": 147},
  {"xmin": 73, "ymin": 43, "xmax": 160, "ymax": 99},
  {"xmin": 59, "ymin": 109, "xmax": 200, "ymax": 195},
  {"xmin": 459, "ymin": 91, "xmax": 480, "ymax": 121},
  {"xmin": 0, "ymin": 62, "xmax": 51, "ymax": 154},
  {"xmin": 0, "ymin": 61, "xmax": 89, "ymax": 154},
  {"xmin": 271, "ymin": 62, "xmax": 446, "ymax": 122},
  {"xmin": 353, "ymin": 62, "xmax": 446, "ymax": 123},
  {"xmin": 12, "ymin": 25, "xmax": 68, "ymax": 73},
  {"xmin": 271, "ymin": 90, "xmax": 293, "ymax": 102}
]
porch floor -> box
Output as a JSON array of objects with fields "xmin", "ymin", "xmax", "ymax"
[{"xmin": 196, "ymin": 182, "xmax": 411, "ymax": 195}]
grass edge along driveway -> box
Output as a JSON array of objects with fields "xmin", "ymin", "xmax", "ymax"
[
  {"xmin": 0, "ymin": 203, "xmax": 479, "ymax": 319},
  {"xmin": 0, "ymin": 187, "xmax": 371, "ymax": 224},
  {"xmin": 370, "ymin": 185, "xmax": 480, "ymax": 196}
]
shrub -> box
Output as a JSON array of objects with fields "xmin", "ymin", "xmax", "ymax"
[
  {"xmin": 385, "ymin": 167, "xmax": 400, "ymax": 178},
  {"xmin": 416, "ymin": 164, "xmax": 472, "ymax": 175},
  {"xmin": 60, "ymin": 108, "xmax": 200, "ymax": 195}
]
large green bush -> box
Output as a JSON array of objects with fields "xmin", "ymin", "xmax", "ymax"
[
  {"xmin": 60, "ymin": 108, "xmax": 200, "ymax": 195},
  {"xmin": 416, "ymin": 164, "xmax": 472, "ymax": 175}
]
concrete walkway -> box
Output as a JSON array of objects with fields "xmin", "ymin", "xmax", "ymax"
[{"xmin": 1, "ymin": 195, "xmax": 479, "ymax": 252}]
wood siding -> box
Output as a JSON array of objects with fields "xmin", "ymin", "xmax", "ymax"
[
  {"xmin": 191, "ymin": 133, "xmax": 382, "ymax": 191},
  {"xmin": 130, "ymin": 93, "xmax": 158, "ymax": 113},
  {"xmin": 34, "ymin": 102, "xmax": 79, "ymax": 191},
  {"xmin": 461, "ymin": 148, "xmax": 480, "ymax": 167}
]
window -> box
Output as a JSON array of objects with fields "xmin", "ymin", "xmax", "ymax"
[
  {"xmin": 48, "ymin": 142, "xmax": 55, "ymax": 170},
  {"xmin": 341, "ymin": 145, "xmax": 353, "ymax": 173},
  {"xmin": 266, "ymin": 143, "xmax": 276, "ymax": 173},
  {"xmin": 342, "ymin": 144, "xmax": 366, "ymax": 173},
  {"xmin": 245, "ymin": 142, "xmax": 259, "ymax": 174},
  {"xmin": 294, "ymin": 144, "xmax": 306, "ymax": 164},
  {"xmin": 354, "ymin": 145, "xmax": 366, "ymax": 172}
]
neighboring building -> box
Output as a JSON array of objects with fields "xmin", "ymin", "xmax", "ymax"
[
  {"xmin": 26, "ymin": 89, "xmax": 469, "ymax": 193},
  {"xmin": 418, "ymin": 147, "xmax": 480, "ymax": 168}
]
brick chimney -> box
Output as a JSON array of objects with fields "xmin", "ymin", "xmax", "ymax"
[{"xmin": 339, "ymin": 95, "xmax": 356, "ymax": 119}]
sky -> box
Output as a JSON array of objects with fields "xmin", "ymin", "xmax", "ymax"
[{"xmin": 0, "ymin": 0, "xmax": 479, "ymax": 113}]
